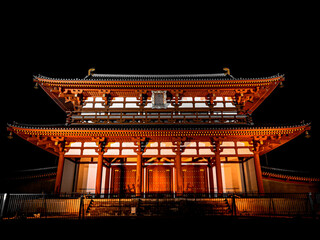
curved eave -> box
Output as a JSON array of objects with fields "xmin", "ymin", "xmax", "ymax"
[
  {"xmin": 7, "ymin": 122, "xmax": 310, "ymax": 156},
  {"xmin": 7, "ymin": 122, "xmax": 310, "ymax": 159},
  {"xmin": 7, "ymin": 122, "xmax": 309, "ymax": 135},
  {"xmin": 33, "ymin": 74, "xmax": 284, "ymax": 89},
  {"xmin": 262, "ymin": 172, "xmax": 320, "ymax": 184}
]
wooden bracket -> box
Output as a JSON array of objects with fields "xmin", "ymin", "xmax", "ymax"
[
  {"xmin": 169, "ymin": 90, "xmax": 183, "ymax": 107},
  {"xmin": 135, "ymin": 90, "xmax": 148, "ymax": 106},
  {"xmin": 133, "ymin": 137, "xmax": 148, "ymax": 153},
  {"xmin": 210, "ymin": 137, "xmax": 224, "ymax": 153},
  {"xmin": 92, "ymin": 137, "xmax": 107, "ymax": 154},
  {"xmin": 99, "ymin": 89, "xmax": 111, "ymax": 107},
  {"xmin": 172, "ymin": 137, "xmax": 187, "ymax": 153}
]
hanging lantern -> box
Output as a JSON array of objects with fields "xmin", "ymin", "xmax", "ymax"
[
  {"xmin": 7, "ymin": 131, "xmax": 13, "ymax": 140},
  {"xmin": 34, "ymin": 82, "xmax": 39, "ymax": 90},
  {"xmin": 305, "ymin": 130, "xmax": 311, "ymax": 139},
  {"xmin": 279, "ymin": 81, "xmax": 284, "ymax": 88}
]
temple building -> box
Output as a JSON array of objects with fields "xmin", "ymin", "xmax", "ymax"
[{"xmin": 7, "ymin": 68, "xmax": 312, "ymax": 196}]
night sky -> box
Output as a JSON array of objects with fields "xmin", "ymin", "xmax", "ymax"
[{"xmin": 1, "ymin": 7, "xmax": 319, "ymax": 177}]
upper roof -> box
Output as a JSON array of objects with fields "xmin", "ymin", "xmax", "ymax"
[
  {"xmin": 33, "ymin": 71, "xmax": 285, "ymax": 114},
  {"xmin": 34, "ymin": 72, "xmax": 284, "ymax": 85}
]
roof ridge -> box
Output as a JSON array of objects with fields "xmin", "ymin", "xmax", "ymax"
[
  {"xmin": 91, "ymin": 73, "xmax": 227, "ymax": 78},
  {"xmin": 34, "ymin": 73, "xmax": 284, "ymax": 82}
]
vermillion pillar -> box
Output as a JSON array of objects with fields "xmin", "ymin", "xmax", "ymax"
[
  {"xmin": 208, "ymin": 162, "xmax": 215, "ymax": 196},
  {"xmin": 175, "ymin": 152, "xmax": 183, "ymax": 196},
  {"xmin": 253, "ymin": 151, "xmax": 264, "ymax": 194},
  {"xmin": 94, "ymin": 138, "xmax": 106, "ymax": 196},
  {"xmin": 173, "ymin": 137, "xmax": 185, "ymax": 197},
  {"xmin": 215, "ymin": 146, "xmax": 223, "ymax": 195},
  {"xmin": 54, "ymin": 148, "xmax": 65, "ymax": 195},
  {"xmin": 95, "ymin": 152, "xmax": 104, "ymax": 196},
  {"xmin": 135, "ymin": 152, "xmax": 143, "ymax": 197}
]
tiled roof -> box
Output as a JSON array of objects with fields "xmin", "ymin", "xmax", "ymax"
[
  {"xmin": 34, "ymin": 73, "xmax": 284, "ymax": 82},
  {"xmin": 7, "ymin": 122, "xmax": 311, "ymax": 131}
]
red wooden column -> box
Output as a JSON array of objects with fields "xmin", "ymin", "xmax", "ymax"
[
  {"xmin": 134, "ymin": 137, "xmax": 146, "ymax": 197},
  {"xmin": 54, "ymin": 142, "xmax": 65, "ymax": 195},
  {"xmin": 136, "ymin": 152, "xmax": 143, "ymax": 197},
  {"xmin": 173, "ymin": 137, "xmax": 185, "ymax": 196},
  {"xmin": 211, "ymin": 139, "xmax": 223, "ymax": 195},
  {"xmin": 175, "ymin": 152, "xmax": 183, "ymax": 196},
  {"xmin": 208, "ymin": 160, "xmax": 215, "ymax": 196},
  {"xmin": 214, "ymin": 141, "xmax": 223, "ymax": 196},
  {"xmin": 253, "ymin": 141, "xmax": 264, "ymax": 194},
  {"xmin": 95, "ymin": 152, "xmax": 104, "ymax": 196},
  {"xmin": 104, "ymin": 162, "xmax": 111, "ymax": 195},
  {"xmin": 94, "ymin": 138, "xmax": 107, "ymax": 196}
]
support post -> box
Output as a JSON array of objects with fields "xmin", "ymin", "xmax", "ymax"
[
  {"xmin": 253, "ymin": 151, "xmax": 264, "ymax": 194},
  {"xmin": 172, "ymin": 137, "xmax": 185, "ymax": 197},
  {"xmin": 54, "ymin": 149, "xmax": 65, "ymax": 195},
  {"xmin": 104, "ymin": 163, "xmax": 111, "ymax": 197},
  {"xmin": 215, "ymin": 147, "xmax": 223, "ymax": 196},
  {"xmin": 208, "ymin": 161, "xmax": 215, "ymax": 197},
  {"xmin": 95, "ymin": 139, "xmax": 107, "ymax": 196},
  {"xmin": 175, "ymin": 152, "xmax": 183, "ymax": 196},
  {"xmin": 136, "ymin": 152, "xmax": 143, "ymax": 197},
  {"xmin": 95, "ymin": 152, "xmax": 104, "ymax": 196},
  {"xmin": 133, "ymin": 137, "xmax": 146, "ymax": 197},
  {"xmin": 212, "ymin": 140, "xmax": 223, "ymax": 196}
]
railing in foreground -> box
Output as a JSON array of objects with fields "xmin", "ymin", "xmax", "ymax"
[{"xmin": 0, "ymin": 193, "xmax": 319, "ymax": 220}]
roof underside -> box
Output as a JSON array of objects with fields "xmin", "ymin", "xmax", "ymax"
[
  {"xmin": 7, "ymin": 122, "xmax": 310, "ymax": 157},
  {"xmin": 33, "ymin": 73, "xmax": 285, "ymax": 113}
]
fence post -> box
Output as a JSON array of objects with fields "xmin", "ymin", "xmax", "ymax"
[
  {"xmin": 42, "ymin": 192, "xmax": 47, "ymax": 219},
  {"xmin": 0, "ymin": 193, "xmax": 8, "ymax": 220},
  {"xmin": 79, "ymin": 195, "xmax": 84, "ymax": 220},
  {"xmin": 232, "ymin": 194, "xmax": 237, "ymax": 216},
  {"xmin": 308, "ymin": 192, "xmax": 314, "ymax": 217}
]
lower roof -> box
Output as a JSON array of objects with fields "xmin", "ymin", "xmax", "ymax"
[
  {"xmin": 7, "ymin": 122, "xmax": 310, "ymax": 131},
  {"xmin": 7, "ymin": 122, "xmax": 310, "ymax": 157}
]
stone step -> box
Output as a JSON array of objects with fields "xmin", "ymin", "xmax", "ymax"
[{"xmin": 86, "ymin": 198, "xmax": 232, "ymax": 217}]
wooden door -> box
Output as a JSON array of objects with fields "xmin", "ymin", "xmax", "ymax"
[
  {"xmin": 147, "ymin": 166, "xmax": 172, "ymax": 193},
  {"xmin": 182, "ymin": 166, "xmax": 208, "ymax": 193},
  {"xmin": 111, "ymin": 166, "xmax": 136, "ymax": 194}
]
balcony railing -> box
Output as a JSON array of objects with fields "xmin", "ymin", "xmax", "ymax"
[
  {"xmin": 1, "ymin": 193, "xmax": 318, "ymax": 221},
  {"xmin": 69, "ymin": 109, "xmax": 251, "ymax": 125}
]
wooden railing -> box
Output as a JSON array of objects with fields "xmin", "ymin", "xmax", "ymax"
[
  {"xmin": 1, "ymin": 193, "xmax": 318, "ymax": 220},
  {"xmin": 68, "ymin": 109, "xmax": 251, "ymax": 125}
]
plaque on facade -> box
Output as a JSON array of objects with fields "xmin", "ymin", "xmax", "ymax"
[{"xmin": 152, "ymin": 91, "xmax": 168, "ymax": 109}]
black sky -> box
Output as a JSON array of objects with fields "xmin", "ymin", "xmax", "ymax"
[{"xmin": 1, "ymin": 5, "xmax": 319, "ymax": 176}]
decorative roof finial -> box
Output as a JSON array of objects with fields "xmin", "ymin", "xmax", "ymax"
[
  {"xmin": 88, "ymin": 68, "xmax": 95, "ymax": 76},
  {"xmin": 223, "ymin": 68, "xmax": 230, "ymax": 76}
]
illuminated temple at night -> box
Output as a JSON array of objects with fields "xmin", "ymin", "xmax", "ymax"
[{"xmin": 7, "ymin": 68, "xmax": 317, "ymax": 197}]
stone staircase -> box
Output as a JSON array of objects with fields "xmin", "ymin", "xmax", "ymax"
[{"xmin": 85, "ymin": 198, "xmax": 232, "ymax": 217}]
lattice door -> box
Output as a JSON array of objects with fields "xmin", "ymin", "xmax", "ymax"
[
  {"xmin": 111, "ymin": 166, "xmax": 136, "ymax": 194},
  {"xmin": 147, "ymin": 166, "xmax": 171, "ymax": 193},
  {"xmin": 182, "ymin": 166, "xmax": 208, "ymax": 193}
]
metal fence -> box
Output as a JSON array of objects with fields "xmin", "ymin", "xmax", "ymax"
[{"xmin": 0, "ymin": 193, "xmax": 319, "ymax": 220}]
